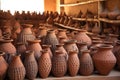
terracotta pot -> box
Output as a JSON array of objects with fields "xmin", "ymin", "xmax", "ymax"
[
  {"xmin": 92, "ymin": 45, "xmax": 116, "ymax": 75},
  {"xmin": 0, "ymin": 51, "xmax": 8, "ymax": 80},
  {"xmin": 108, "ymin": 34, "xmax": 119, "ymax": 45},
  {"xmin": 27, "ymin": 40, "xmax": 42, "ymax": 60},
  {"xmin": 100, "ymin": 9, "xmax": 108, "ymax": 18},
  {"xmin": 24, "ymin": 50, "xmax": 38, "ymax": 80},
  {"xmin": 68, "ymin": 51, "xmax": 79, "ymax": 76},
  {"xmin": 64, "ymin": 39, "xmax": 79, "ymax": 53},
  {"xmin": 79, "ymin": 50, "xmax": 94, "ymax": 76},
  {"xmin": 8, "ymin": 54, "xmax": 26, "ymax": 80},
  {"xmin": 0, "ymin": 39, "xmax": 16, "ymax": 63},
  {"xmin": 38, "ymin": 50, "xmax": 52, "ymax": 78},
  {"xmin": 42, "ymin": 45, "xmax": 53, "ymax": 58},
  {"xmin": 92, "ymin": 23, "xmax": 101, "ymax": 34},
  {"xmin": 74, "ymin": 29, "xmax": 92, "ymax": 46},
  {"xmin": 57, "ymin": 29, "xmax": 68, "ymax": 40},
  {"xmin": 58, "ymin": 36, "xmax": 67, "ymax": 44},
  {"xmin": 52, "ymin": 50, "xmax": 67, "ymax": 77},
  {"xmin": 17, "ymin": 24, "xmax": 36, "ymax": 45},
  {"xmin": 44, "ymin": 30, "xmax": 59, "ymax": 54}
]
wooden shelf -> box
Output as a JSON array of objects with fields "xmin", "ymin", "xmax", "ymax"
[
  {"xmin": 99, "ymin": 18, "xmax": 120, "ymax": 24},
  {"xmin": 73, "ymin": 17, "xmax": 99, "ymax": 22},
  {"xmin": 60, "ymin": 0, "xmax": 105, "ymax": 7}
]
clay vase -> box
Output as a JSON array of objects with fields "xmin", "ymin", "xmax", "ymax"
[
  {"xmin": 68, "ymin": 51, "xmax": 80, "ymax": 76},
  {"xmin": 64, "ymin": 40, "xmax": 79, "ymax": 53},
  {"xmin": 27, "ymin": 40, "xmax": 42, "ymax": 60},
  {"xmin": 56, "ymin": 44, "xmax": 68, "ymax": 60},
  {"xmin": 42, "ymin": 45, "xmax": 53, "ymax": 58},
  {"xmin": 44, "ymin": 30, "xmax": 59, "ymax": 54},
  {"xmin": 57, "ymin": 29, "xmax": 68, "ymax": 40},
  {"xmin": 52, "ymin": 50, "xmax": 67, "ymax": 77},
  {"xmin": 92, "ymin": 23, "xmax": 101, "ymax": 34},
  {"xmin": 0, "ymin": 51, "xmax": 8, "ymax": 80},
  {"xmin": 79, "ymin": 50, "xmax": 94, "ymax": 76},
  {"xmin": 23, "ymin": 50, "xmax": 38, "ymax": 80},
  {"xmin": 38, "ymin": 50, "xmax": 52, "ymax": 78},
  {"xmin": 74, "ymin": 29, "xmax": 92, "ymax": 46},
  {"xmin": 0, "ymin": 39, "xmax": 16, "ymax": 63},
  {"xmin": 17, "ymin": 24, "xmax": 36, "ymax": 45},
  {"xmin": 92, "ymin": 45, "xmax": 116, "ymax": 75},
  {"xmin": 8, "ymin": 54, "xmax": 26, "ymax": 80}
]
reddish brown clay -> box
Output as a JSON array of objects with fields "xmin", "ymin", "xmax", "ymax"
[{"xmin": 57, "ymin": 29, "xmax": 68, "ymax": 40}]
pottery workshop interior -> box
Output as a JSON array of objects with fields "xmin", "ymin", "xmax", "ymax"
[{"xmin": 0, "ymin": 0, "xmax": 120, "ymax": 80}]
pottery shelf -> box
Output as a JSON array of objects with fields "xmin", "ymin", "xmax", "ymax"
[
  {"xmin": 73, "ymin": 17, "xmax": 99, "ymax": 22},
  {"xmin": 60, "ymin": 0, "xmax": 105, "ymax": 7},
  {"xmin": 99, "ymin": 18, "xmax": 120, "ymax": 24}
]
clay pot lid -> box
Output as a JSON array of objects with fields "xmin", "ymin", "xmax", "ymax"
[
  {"xmin": 0, "ymin": 51, "xmax": 5, "ymax": 56},
  {"xmin": 0, "ymin": 39, "xmax": 13, "ymax": 43},
  {"xmin": 27, "ymin": 40, "xmax": 41, "ymax": 43},
  {"xmin": 21, "ymin": 24, "xmax": 33, "ymax": 28},
  {"xmin": 103, "ymin": 41, "xmax": 113, "ymax": 45},
  {"xmin": 68, "ymin": 50, "xmax": 78, "ymax": 54},
  {"xmin": 42, "ymin": 45, "xmax": 51, "ymax": 48},
  {"xmin": 99, "ymin": 44, "xmax": 113, "ymax": 49},
  {"xmin": 76, "ymin": 42, "xmax": 87, "ymax": 45}
]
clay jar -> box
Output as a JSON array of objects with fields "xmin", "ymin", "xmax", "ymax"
[
  {"xmin": 68, "ymin": 51, "xmax": 79, "ymax": 76},
  {"xmin": 79, "ymin": 50, "xmax": 94, "ymax": 76},
  {"xmin": 0, "ymin": 39, "xmax": 16, "ymax": 63},
  {"xmin": 92, "ymin": 45, "xmax": 116, "ymax": 75},
  {"xmin": 38, "ymin": 50, "xmax": 52, "ymax": 78},
  {"xmin": 0, "ymin": 51, "xmax": 8, "ymax": 80},
  {"xmin": 27, "ymin": 40, "xmax": 42, "ymax": 60},
  {"xmin": 57, "ymin": 29, "xmax": 68, "ymax": 40},
  {"xmin": 8, "ymin": 54, "xmax": 26, "ymax": 80},
  {"xmin": 64, "ymin": 39, "xmax": 79, "ymax": 53},
  {"xmin": 24, "ymin": 50, "xmax": 38, "ymax": 80},
  {"xmin": 42, "ymin": 45, "xmax": 53, "ymax": 58},
  {"xmin": 58, "ymin": 36, "xmax": 67, "ymax": 44},
  {"xmin": 74, "ymin": 29, "xmax": 92, "ymax": 46},
  {"xmin": 17, "ymin": 24, "xmax": 36, "ymax": 45},
  {"xmin": 52, "ymin": 50, "xmax": 67, "ymax": 77}
]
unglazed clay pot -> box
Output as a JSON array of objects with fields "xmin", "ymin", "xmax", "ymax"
[
  {"xmin": 68, "ymin": 51, "xmax": 79, "ymax": 76},
  {"xmin": 8, "ymin": 54, "xmax": 26, "ymax": 80},
  {"xmin": 79, "ymin": 50, "xmax": 94, "ymax": 76},
  {"xmin": 74, "ymin": 29, "xmax": 92, "ymax": 46},
  {"xmin": 0, "ymin": 39, "xmax": 16, "ymax": 63},
  {"xmin": 57, "ymin": 29, "xmax": 68, "ymax": 40},
  {"xmin": 92, "ymin": 45, "xmax": 116, "ymax": 75},
  {"xmin": 0, "ymin": 51, "xmax": 8, "ymax": 80},
  {"xmin": 24, "ymin": 50, "xmax": 38, "ymax": 80},
  {"xmin": 27, "ymin": 40, "xmax": 42, "ymax": 60},
  {"xmin": 17, "ymin": 24, "xmax": 36, "ymax": 45},
  {"xmin": 38, "ymin": 50, "xmax": 52, "ymax": 78},
  {"xmin": 52, "ymin": 50, "xmax": 67, "ymax": 77},
  {"xmin": 92, "ymin": 23, "xmax": 101, "ymax": 34}
]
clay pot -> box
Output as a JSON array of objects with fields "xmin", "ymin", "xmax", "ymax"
[
  {"xmin": 58, "ymin": 36, "xmax": 67, "ymax": 44},
  {"xmin": 52, "ymin": 50, "xmax": 67, "ymax": 77},
  {"xmin": 68, "ymin": 51, "xmax": 79, "ymax": 76},
  {"xmin": 57, "ymin": 29, "xmax": 68, "ymax": 40},
  {"xmin": 79, "ymin": 50, "xmax": 94, "ymax": 76},
  {"xmin": 108, "ymin": 34, "xmax": 119, "ymax": 45},
  {"xmin": 92, "ymin": 45, "xmax": 116, "ymax": 75},
  {"xmin": 91, "ymin": 40, "xmax": 103, "ymax": 48},
  {"xmin": 0, "ymin": 51, "xmax": 8, "ymax": 80},
  {"xmin": 27, "ymin": 40, "xmax": 42, "ymax": 60},
  {"xmin": 42, "ymin": 45, "xmax": 53, "ymax": 58},
  {"xmin": 100, "ymin": 9, "xmax": 108, "ymax": 18},
  {"xmin": 17, "ymin": 24, "xmax": 36, "ymax": 45},
  {"xmin": 44, "ymin": 30, "xmax": 59, "ymax": 54},
  {"xmin": 24, "ymin": 50, "xmax": 38, "ymax": 80},
  {"xmin": 64, "ymin": 39, "xmax": 79, "ymax": 53},
  {"xmin": 92, "ymin": 23, "xmax": 101, "ymax": 34},
  {"xmin": 0, "ymin": 39, "xmax": 16, "ymax": 63},
  {"xmin": 38, "ymin": 50, "xmax": 52, "ymax": 78},
  {"xmin": 8, "ymin": 54, "xmax": 26, "ymax": 80},
  {"xmin": 74, "ymin": 29, "xmax": 92, "ymax": 46}
]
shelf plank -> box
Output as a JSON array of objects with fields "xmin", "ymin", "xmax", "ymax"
[
  {"xmin": 60, "ymin": 0, "xmax": 105, "ymax": 7},
  {"xmin": 73, "ymin": 17, "xmax": 99, "ymax": 22},
  {"xmin": 99, "ymin": 18, "xmax": 120, "ymax": 24}
]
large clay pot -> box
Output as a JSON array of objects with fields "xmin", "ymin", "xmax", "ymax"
[
  {"xmin": 58, "ymin": 36, "xmax": 67, "ymax": 44},
  {"xmin": 57, "ymin": 29, "xmax": 68, "ymax": 40},
  {"xmin": 92, "ymin": 45, "xmax": 116, "ymax": 75},
  {"xmin": 0, "ymin": 51, "xmax": 8, "ymax": 80},
  {"xmin": 0, "ymin": 39, "xmax": 16, "ymax": 63},
  {"xmin": 108, "ymin": 34, "xmax": 119, "ymax": 45},
  {"xmin": 68, "ymin": 51, "xmax": 79, "ymax": 76},
  {"xmin": 79, "ymin": 50, "xmax": 94, "ymax": 76},
  {"xmin": 64, "ymin": 40, "xmax": 79, "ymax": 53},
  {"xmin": 74, "ymin": 29, "xmax": 92, "ymax": 46},
  {"xmin": 27, "ymin": 40, "xmax": 42, "ymax": 60},
  {"xmin": 44, "ymin": 30, "xmax": 59, "ymax": 54},
  {"xmin": 8, "ymin": 54, "xmax": 26, "ymax": 80},
  {"xmin": 38, "ymin": 50, "xmax": 52, "ymax": 78},
  {"xmin": 17, "ymin": 24, "xmax": 36, "ymax": 45},
  {"xmin": 24, "ymin": 50, "xmax": 38, "ymax": 80},
  {"xmin": 52, "ymin": 50, "xmax": 67, "ymax": 77}
]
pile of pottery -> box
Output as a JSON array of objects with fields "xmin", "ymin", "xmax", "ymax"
[{"xmin": 0, "ymin": 23, "xmax": 119, "ymax": 80}]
